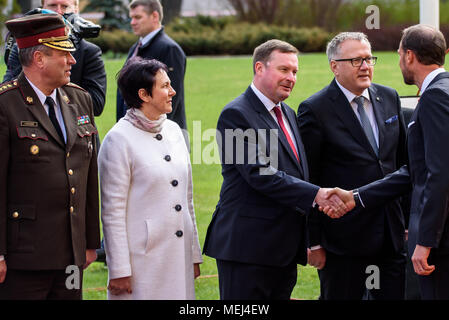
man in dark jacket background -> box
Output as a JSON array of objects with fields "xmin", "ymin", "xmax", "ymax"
[{"xmin": 116, "ymin": 0, "xmax": 187, "ymax": 131}]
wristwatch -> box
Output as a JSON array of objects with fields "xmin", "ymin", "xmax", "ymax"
[{"xmin": 353, "ymin": 189, "xmax": 362, "ymax": 207}]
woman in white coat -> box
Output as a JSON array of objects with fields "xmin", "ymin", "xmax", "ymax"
[{"xmin": 99, "ymin": 58, "xmax": 202, "ymax": 300}]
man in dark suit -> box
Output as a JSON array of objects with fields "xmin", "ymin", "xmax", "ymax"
[
  {"xmin": 346, "ymin": 25, "xmax": 449, "ymax": 300},
  {"xmin": 203, "ymin": 39, "xmax": 353, "ymax": 300},
  {"xmin": 116, "ymin": 0, "xmax": 186, "ymax": 130},
  {"xmin": 0, "ymin": 13, "xmax": 101, "ymax": 300},
  {"xmin": 297, "ymin": 32, "xmax": 408, "ymax": 300},
  {"xmin": 3, "ymin": 0, "xmax": 107, "ymax": 118}
]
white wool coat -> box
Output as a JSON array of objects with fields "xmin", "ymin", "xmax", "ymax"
[{"xmin": 99, "ymin": 119, "xmax": 203, "ymax": 300}]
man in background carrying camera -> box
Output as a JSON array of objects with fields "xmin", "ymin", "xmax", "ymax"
[{"xmin": 3, "ymin": 0, "xmax": 106, "ymax": 118}]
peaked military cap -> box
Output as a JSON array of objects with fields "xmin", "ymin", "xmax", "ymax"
[{"xmin": 6, "ymin": 13, "xmax": 75, "ymax": 52}]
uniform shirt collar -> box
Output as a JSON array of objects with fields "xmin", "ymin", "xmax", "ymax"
[
  {"xmin": 25, "ymin": 76, "xmax": 57, "ymax": 106},
  {"xmin": 335, "ymin": 78, "xmax": 370, "ymax": 103},
  {"xmin": 421, "ymin": 67, "xmax": 446, "ymax": 94}
]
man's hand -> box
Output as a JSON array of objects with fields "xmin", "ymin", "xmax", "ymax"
[
  {"xmin": 315, "ymin": 188, "xmax": 355, "ymax": 218},
  {"xmin": 307, "ymin": 248, "xmax": 326, "ymax": 270},
  {"xmin": 83, "ymin": 249, "xmax": 97, "ymax": 270},
  {"xmin": 412, "ymin": 245, "xmax": 435, "ymax": 276},
  {"xmin": 194, "ymin": 263, "xmax": 201, "ymax": 279},
  {"xmin": 319, "ymin": 187, "xmax": 355, "ymax": 218},
  {"xmin": 108, "ymin": 276, "xmax": 132, "ymax": 296},
  {"xmin": 0, "ymin": 260, "xmax": 6, "ymax": 283}
]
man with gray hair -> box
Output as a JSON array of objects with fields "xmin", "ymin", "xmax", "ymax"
[
  {"xmin": 116, "ymin": 0, "xmax": 187, "ymax": 132},
  {"xmin": 297, "ymin": 32, "xmax": 408, "ymax": 299}
]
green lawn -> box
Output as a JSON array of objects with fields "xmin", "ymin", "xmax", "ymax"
[{"xmin": 0, "ymin": 52, "xmax": 424, "ymax": 300}]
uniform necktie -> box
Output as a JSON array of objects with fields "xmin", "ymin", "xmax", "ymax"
[
  {"xmin": 273, "ymin": 106, "xmax": 299, "ymax": 162},
  {"xmin": 354, "ymin": 96, "xmax": 378, "ymax": 157},
  {"xmin": 46, "ymin": 96, "xmax": 64, "ymax": 142}
]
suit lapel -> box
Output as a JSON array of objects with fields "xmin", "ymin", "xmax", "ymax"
[
  {"xmin": 427, "ymin": 71, "xmax": 449, "ymax": 87},
  {"xmin": 19, "ymin": 73, "xmax": 65, "ymax": 148},
  {"xmin": 58, "ymin": 87, "xmax": 78, "ymax": 152},
  {"xmin": 245, "ymin": 87, "xmax": 303, "ymax": 174},
  {"xmin": 330, "ymin": 80, "xmax": 378, "ymax": 158},
  {"xmin": 281, "ymin": 103, "xmax": 306, "ymax": 177},
  {"xmin": 369, "ymin": 85, "xmax": 385, "ymax": 158}
]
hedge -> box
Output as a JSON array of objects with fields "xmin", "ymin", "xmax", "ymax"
[{"xmin": 88, "ymin": 22, "xmax": 331, "ymax": 56}]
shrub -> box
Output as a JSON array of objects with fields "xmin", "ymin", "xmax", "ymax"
[
  {"xmin": 88, "ymin": 19, "xmax": 331, "ymax": 55},
  {"xmin": 88, "ymin": 29, "xmax": 138, "ymax": 54}
]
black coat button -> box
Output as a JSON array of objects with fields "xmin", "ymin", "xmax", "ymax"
[
  {"xmin": 176, "ymin": 230, "xmax": 183, "ymax": 237},
  {"xmin": 165, "ymin": 155, "xmax": 171, "ymax": 162},
  {"xmin": 156, "ymin": 134, "xmax": 163, "ymax": 141},
  {"xmin": 171, "ymin": 180, "xmax": 178, "ymax": 187},
  {"xmin": 175, "ymin": 205, "xmax": 182, "ymax": 212}
]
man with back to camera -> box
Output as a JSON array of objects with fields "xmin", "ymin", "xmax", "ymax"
[
  {"xmin": 297, "ymin": 32, "xmax": 408, "ymax": 300},
  {"xmin": 203, "ymin": 39, "xmax": 354, "ymax": 300},
  {"xmin": 0, "ymin": 13, "xmax": 101, "ymax": 300},
  {"xmin": 3, "ymin": 0, "xmax": 107, "ymax": 118},
  {"xmin": 116, "ymin": 0, "xmax": 187, "ymax": 131},
  {"xmin": 335, "ymin": 25, "xmax": 449, "ymax": 300}
]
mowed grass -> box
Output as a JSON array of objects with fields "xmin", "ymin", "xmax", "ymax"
[{"xmin": 0, "ymin": 52, "xmax": 424, "ymax": 300}]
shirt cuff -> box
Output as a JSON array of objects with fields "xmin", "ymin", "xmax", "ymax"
[
  {"xmin": 310, "ymin": 245, "xmax": 322, "ymax": 250},
  {"xmin": 0, "ymin": 255, "xmax": 4, "ymax": 262}
]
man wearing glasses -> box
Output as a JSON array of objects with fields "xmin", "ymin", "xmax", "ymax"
[{"xmin": 297, "ymin": 32, "xmax": 408, "ymax": 299}]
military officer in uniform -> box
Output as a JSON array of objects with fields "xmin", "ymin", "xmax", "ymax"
[{"xmin": 0, "ymin": 13, "xmax": 101, "ymax": 300}]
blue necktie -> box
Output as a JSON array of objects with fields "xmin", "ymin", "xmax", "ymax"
[{"xmin": 354, "ymin": 96, "xmax": 378, "ymax": 157}]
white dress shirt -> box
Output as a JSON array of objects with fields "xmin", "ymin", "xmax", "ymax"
[
  {"xmin": 421, "ymin": 67, "xmax": 446, "ymax": 94},
  {"xmin": 140, "ymin": 27, "xmax": 162, "ymax": 47},
  {"xmin": 26, "ymin": 76, "xmax": 67, "ymax": 143},
  {"xmin": 336, "ymin": 79, "xmax": 379, "ymax": 147},
  {"xmin": 250, "ymin": 82, "xmax": 298, "ymax": 153}
]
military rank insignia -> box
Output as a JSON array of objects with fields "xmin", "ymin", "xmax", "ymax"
[{"xmin": 77, "ymin": 115, "xmax": 90, "ymax": 126}]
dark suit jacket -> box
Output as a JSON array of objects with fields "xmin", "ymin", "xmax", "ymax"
[
  {"xmin": 297, "ymin": 79, "xmax": 408, "ymax": 257},
  {"xmin": 116, "ymin": 27, "xmax": 187, "ymax": 129},
  {"xmin": 203, "ymin": 86, "xmax": 320, "ymax": 267},
  {"xmin": 3, "ymin": 40, "xmax": 107, "ymax": 117},
  {"xmin": 359, "ymin": 72, "xmax": 449, "ymax": 256},
  {"xmin": 0, "ymin": 73, "xmax": 101, "ymax": 270}
]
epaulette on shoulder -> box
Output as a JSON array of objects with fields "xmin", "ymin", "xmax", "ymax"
[
  {"xmin": 0, "ymin": 79, "xmax": 19, "ymax": 95},
  {"xmin": 65, "ymin": 82, "xmax": 87, "ymax": 92}
]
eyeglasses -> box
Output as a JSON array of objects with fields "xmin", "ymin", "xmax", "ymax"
[{"xmin": 333, "ymin": 56, "xmax": 377, "ymax": 67}]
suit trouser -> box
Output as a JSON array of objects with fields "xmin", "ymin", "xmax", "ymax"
[
  {"xmin": 318, "ymin": 228, "xmax": 406, "ymax": 300},
  {"xmin": 216, "ymin": 259, "xmax": 297, "ymax": 300},
  {"xmin": 418, "ymin": 252, "xmax": 449, "ymax": 300},
  {"xmin": 0, "ymin": 268, "xmax": 83, "ymax": 300}
]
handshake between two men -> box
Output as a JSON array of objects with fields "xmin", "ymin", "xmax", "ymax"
[{"xmin": 315, "ymin": 188, "xmax": 356, "ymax": 219}]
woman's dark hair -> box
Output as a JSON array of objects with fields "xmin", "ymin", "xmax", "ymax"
[{"xmin": 117, "ymin": 57, "xmax": 168, "ymax": 109}]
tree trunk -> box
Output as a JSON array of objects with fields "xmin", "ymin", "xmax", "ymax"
[{"xmin": 160, "ymin": 0, "xmax": 182, "ymax": 25}]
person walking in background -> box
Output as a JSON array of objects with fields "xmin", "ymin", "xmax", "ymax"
[
  {"xmin": 100, "ymin": 57, "xmax": 202, "ymax": 300},
  {"xmin": 116, "ymin": 0, "xmax": 187, "ymax": 133}
]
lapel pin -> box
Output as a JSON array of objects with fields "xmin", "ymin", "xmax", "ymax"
[
  {"xmin": 376, "ymin": 97, "xmax": 380, "ymax": 101},
  {"xmin": 63, "ymin": 95, "xmax": 69, "ymax": 103},
  {"xmin": 26, "ymin": 96, "xmax": 33, "ymax": 104}
]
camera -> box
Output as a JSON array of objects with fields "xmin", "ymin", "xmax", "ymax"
[
  {"xmin": 4, "ymin": 8, "xmax": 101, "ymax": 64},
  {"xmin": 63, "ymin": 12, "xmax": 101, "ymax": 41}
]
